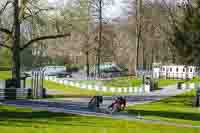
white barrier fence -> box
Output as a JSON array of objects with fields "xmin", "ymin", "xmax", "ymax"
[{"xmin": 44, "ymin": 76, "xmax": 197, "ymax": 94}]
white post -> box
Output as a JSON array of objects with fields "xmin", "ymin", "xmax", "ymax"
[
  {"xmin": 110, "ymin": 87, "xmax": 115, "ymax": 93},
  {"xmin": 102, "ymin": 86, "xmax": 107, "ymax": 92},
  {"xmin": 144, "ymin": 84, "xmax": 150, "ymax": 93},
  {"xmin": 64, "ymin": 80, "xmax": 69, "ymax": 85},
  {"xmin": 75, "ymin": 83, "xmax": 80, "ymax": 88},
  {"xmin": 129, "ymin": 87, "xmax": 133, "ymax": 93},
  {"xmin": 69, "ymin": 81, "xmax": 75, "ymax": 86},
  {"xmin": 134, "ymin": 87, "xmax": 138, "ymax": 93},
  {"xmin": 81, "ymin": 84, "xmax": 87, "ymax": 89},
  {"xmin": 118, "ymin": 88, "xmax": 122, "ymax": 93},
  {"xmin": 95, "ymin": 85, "xmax": 100, "ymax": 91},
  {"xmin": 124, "ymin": 88, "xmax": 128, "ymax": 93},
  {"xmin": 189, "ymin": 83, "xmax": 195, "ymax": 89}
]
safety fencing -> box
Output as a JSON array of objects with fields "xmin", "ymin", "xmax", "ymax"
[
  {"xmin": 44, "ymin": 76, "xmax": 197, "ymax": 94},
  {"xmin": 45, "ymin": 76, "xmax": 148, "ymax": 94},
  {"xmin": 0, "ymin": 88, "xmax": 29, "ymax": 100},
  {"xmin": 0, "ymin": 80, "xmax": 197, "ymax": 100}
]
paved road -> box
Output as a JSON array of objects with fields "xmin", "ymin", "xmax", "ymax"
[
  {"xmin": 3, "ymin": 84, "xmax": 191, "ymax": 114},
  {"xmin": 46, "ymin": 84, "xmax": 191, "ymax": 105}
]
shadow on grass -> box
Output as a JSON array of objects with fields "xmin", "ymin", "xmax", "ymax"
[
  {"xmin": 158, "ymin": 96, "xmax": 195, "ymax": 107},
  {"xmin": 0, "ymin": 110, "xmax": 74, "ymax": 119},
  {"xmin": 0, "ymin": 110, "xmax": 118, "ymax": 129},
  {"xmin": 46, "ymin": 94, "xmax": 92, "ymax": 98},
  {"xmin": 128, "ymin": 95, "xmax": 200, "ymax": 122},
  {"xmin": 128, "ymin": 109, "xmax": 200, "ymax": 122}
]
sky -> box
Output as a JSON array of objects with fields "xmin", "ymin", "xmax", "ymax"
[
  {"xmin": 104, "ymin": 0, "xmax": 124, "ymax": 18},
  {"xmin": 48, "ymin": 0, "xmax": 124, "ymax": 18},
  {"xmin": 47, "ymin": 0, "xmax": 184, "ymax": 18}
]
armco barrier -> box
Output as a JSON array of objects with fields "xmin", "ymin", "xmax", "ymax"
[
  {"xmin": 45, "ymin": 77, "xmax": 198, "ymax": 94},
  {"xmin": 0, "ymin": 88, "xmax": 28, "ymax": 100}
]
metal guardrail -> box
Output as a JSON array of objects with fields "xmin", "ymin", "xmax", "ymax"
[{"xmin": 0, "ymin": 88, "xmax": 28, "ymax": 100}]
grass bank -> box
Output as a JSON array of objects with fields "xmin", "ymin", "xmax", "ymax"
[
  {"xmin": 79, "ymin": 77, "xmax": 182, "ymax": 88},
  {"xmin": 0, "ymin": 104, "xmax": 199, "ymax": 133},
  {"xmin": 103, "ymin": 77, "xmax": 142, "ymax": 88},
  {"xmin": 0, "ymin": 71, "xmax": 11, "ymax": 80},
  {"xmin": 127, "ymin": 90, "xmax": 200, "ymax": 125},
  {"xmin": 157, "ymin": 79, "xmax": 184, "ymax": 88}
]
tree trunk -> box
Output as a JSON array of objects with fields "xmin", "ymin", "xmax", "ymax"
[
  {"xmin": 196, "ymin": 94, "xmax": 199, "ymax": 107},
  {"xmin": 128, "ymin": 55, "xmax": 136, "ymax": 76},
  {"xmin": 97, "ymin": 0, "xmax": 102, "ymax": 78},
  {"xmin": 151, "ymin": 48, "xmax": 154, "ymax": 70},
  {"xmin": 12, "ymin": 0, "xmax": 21, "ymax": 88},
  {"xmin": 135, "ymin": 0, "xmax": 142, "ymax": 73},
  {"xmin": 142, "ymin": 42, "xmax": 146, "ymax": 70},
  {"xmin": 86, "ymin": 51, "xmax": 90, "ymax": 79}
]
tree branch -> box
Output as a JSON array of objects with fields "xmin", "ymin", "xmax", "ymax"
[
  {"xmin": 0, "ymin": 1, "xmax": 12, "ymax": 15},
  {"xmin": 23, "ymin": 8, "xmax": 52, "ymax": 21},
  {"xmin": 0, "ymin": 27, "xmax": 12, "ymax": 35},
  {"xmin": 20, "ymin": 33, "xmax": 71, "ymax": 51},
  {"xmin": 0, "ymin": 42, "xmax": 12, "ymax": 49}
]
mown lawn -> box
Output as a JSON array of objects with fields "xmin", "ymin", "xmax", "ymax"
[
  {"xmin": 0, "ymin": 104, "xmax": 199, "ymax": 133},
  {"xmin": 103, "ymin": 78, "xmax": 183, "ymax": 88},
  {"xmin": 157, "ymin": 79, "xmax": 184, "ymax": 88},
  {"xmin": 76, "ymin": 76, "xmax": 142, "ymax": 88},
  {"xmin": 102, "ymin": 77, "xmax": 142, "ymax": 88},
  {"xmin": 127, "ymin": 90, "xmax": 200, "ymax": 126},
  {"xmin": 0, "ymin": 71, "xmax": 11, "ymax": 80},
  {"xmin": 188, "ymin": 77, "xmax": 200, "ymax": 84}
]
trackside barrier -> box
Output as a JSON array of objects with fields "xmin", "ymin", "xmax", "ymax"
[
  {"xmin": 0, "ymin": 88, "xmax": 29, "ymax": 100},
  {"xmin": 44, "ymin": 76, "xmax": 197, "ymax": 94}
]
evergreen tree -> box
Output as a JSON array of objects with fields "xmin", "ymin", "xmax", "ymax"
[{"xmin": 169, "ymin": 1, "xmax": 200, "ymax": 65}]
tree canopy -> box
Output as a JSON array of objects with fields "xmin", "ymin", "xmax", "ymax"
[{"xmin": 167, "ymin": 0, "xmax": 200, "ymax": 65}]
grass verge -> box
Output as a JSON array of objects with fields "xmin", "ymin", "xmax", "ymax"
[
  {"xmin": 127, "ymin": 90, "xmax": 200, "ymax": 126},
  {"xmin": 157, "ymin": 79, "xmax": 184, "ymax": 88},
  {"xmin": 102, "ymin": 77, "xmax": 142, "ymax": 88},
  {"xmin": 0, "ymin": 104, "xmax": 199, "ymax": 133},
  {"xmin": 0, "ymin": 71, "xmax": 11, "ymax": 80}
]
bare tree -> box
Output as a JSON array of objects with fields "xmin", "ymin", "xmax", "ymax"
[
  {"xmin": 89, "ymin": 0, "xmax": 113, "ymax": 77},
  {"xmin": 0, "ymin": 0, "xmax": 71, "ymax": 87}
]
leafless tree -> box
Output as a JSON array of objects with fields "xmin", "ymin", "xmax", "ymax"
[{"xmin": 0, "ymin": 0, "xmax": 71, "ymax": 87}]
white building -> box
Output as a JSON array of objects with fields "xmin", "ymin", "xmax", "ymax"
[{"xmin": 153, "ymin": 64, "xmax": 198, "ymax": 79}]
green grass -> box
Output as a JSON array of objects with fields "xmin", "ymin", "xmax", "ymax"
[
  {"xmin": 103, "ymin": 77, "xmax": 142, "ymax": 88},
  {"xmin": 0, "ymin": 105, "xmax": 199, "ymax": 133},
  {"xmin": 157, "ymin": 79, "xmax": 184, "ymax": 88},
  {"xmin": 77, "ymin": 77, "xmax": 142, "ymax": 88},
  {"xmin": 102, "ymin": 78, "xmax": 183, "ymax": 88},
  {"xmin": 0, "ymin": 71, "xmax": 11, "ymax": 80},
  {"xmin": 77, "ymin": 80, "xmax": 102, "ymax": 85},
  {"xmin": 187, "ymin": 77, "xmax": 200, "ymax": 84},
  {"xmin": 127, "ymin": 90, "xmax": 200, "ymax": 125}
]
